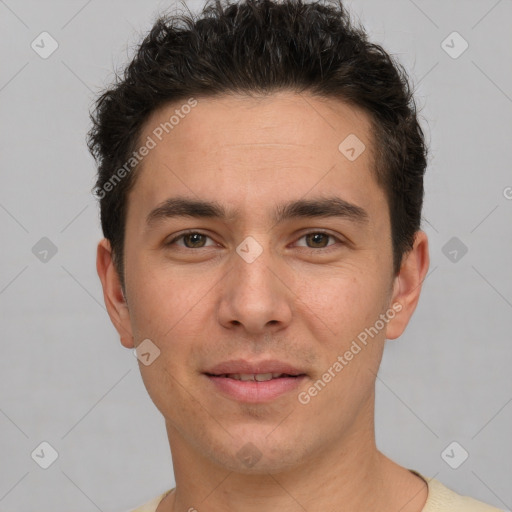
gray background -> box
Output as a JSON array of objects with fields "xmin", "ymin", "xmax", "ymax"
[{"xmin": 0, "ymin": 0, "xmax": 511, "ymax": 511}]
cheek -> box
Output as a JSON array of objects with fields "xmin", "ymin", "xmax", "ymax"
[
  {"xmin": 300, "ymin": 275, "xmax": 387, "ymax": 412},
  {"xmin": 126, "ymin": 253, "xmax": 212, "ymax": 339},
  {"xmin": 138, "ymin": 356, "xmax": 205, "ymax": 437},
  {"xmin": 297, "ymin": 268, "xmax": 385, "ymax": 340}
]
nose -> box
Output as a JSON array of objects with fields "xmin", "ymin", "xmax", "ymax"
[{"xmin": 216, "ymin": 238, "xmax": 293, "ymax": 335}]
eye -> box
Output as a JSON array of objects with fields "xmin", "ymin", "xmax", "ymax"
[
  {"xmin": 166, "ymin": 231, "xmax": 216, "ymax": 249},
  {"xmin": 294, "ymin": 231, "xmax": 342, "ymax": 250},
  {"xmin": 165, "ymin": 230, "xmax": 344, "ymax": 251}
]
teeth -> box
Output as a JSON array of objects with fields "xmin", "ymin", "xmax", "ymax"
[
  {"xmin": 225, "ymin": 373, "xmax": 285, "ymax": 381},
  {"xmin": 255, "ymin": 373, "xmax": 274, "ymax": 381}
]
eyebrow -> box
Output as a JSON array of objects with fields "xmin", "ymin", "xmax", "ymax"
[{"xmin": 145, "ymin": 195, "xmax": 369, "ymax": 230}]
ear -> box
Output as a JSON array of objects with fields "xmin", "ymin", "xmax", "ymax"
[
  {"xmin": 385, "ymin": 230, "xmax": 430, "ymax": 340},
  {"xmin": 96, "ymin": 238, "xmax": 134, "ymax": 349}
]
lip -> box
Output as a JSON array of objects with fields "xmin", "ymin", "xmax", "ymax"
[
  {"xmin": 205, "ymin": 374, "xmax": 307, "ymax": 403},
  {"xmin": 203, "ymin": 359, "xmax": 307, "ymax": 403},
  {"xmin": 204, "ymin": 359, "xmax": 305, "ymax": 376}
]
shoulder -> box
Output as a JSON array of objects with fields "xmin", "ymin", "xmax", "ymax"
[
  {"xmin": 419, "ymin": 474, "xmax": 504, "ymax": 512},
  {"xmin": 126, "ymin": 489, "xmax": 174, "ymax": 512}
]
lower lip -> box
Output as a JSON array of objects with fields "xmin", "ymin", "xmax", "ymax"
[{"xmin": 204, "ymin": 374, "xmax": 306, "ymax": 403}]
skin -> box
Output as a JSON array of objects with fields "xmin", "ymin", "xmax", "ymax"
[{"xmin": 97, "ymin": 91, "xmax": 430, "ymax": 512}]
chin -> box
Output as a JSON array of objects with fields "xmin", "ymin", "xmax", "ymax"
[
  {"xmin": 204, "ymin": 430, "xmax": 308, "ymax": 475},
  {"xmin": 217, "ymin": 450, "xmax": 303, "ymax": 475}
]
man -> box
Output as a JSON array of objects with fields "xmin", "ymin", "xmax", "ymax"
[{"xmin": 89, "ymin": 0, "xmax": 503, "ymax": 510}]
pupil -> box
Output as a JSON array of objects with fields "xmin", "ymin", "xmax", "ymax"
[
  {"xmin": 186, "ymin": 233, "xmax": 204, "ymax": 248},
  {"xmin": 308, "ymin": 233, "xmax": 327, "ymax": 248}
]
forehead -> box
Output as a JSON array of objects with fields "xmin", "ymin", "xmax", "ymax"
[
  {"xmin": 126, "ymin": 91, "xmax": 385, "ymax": 229},
  {"xmin": 140, "ymin": 91, "xmax": 374, "ymax": 158}
]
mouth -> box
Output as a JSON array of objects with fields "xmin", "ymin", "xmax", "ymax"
[
  {"xmin": 203, "ymin": 364, "xmax": 307, "ymax": 403},
  {"xmin": 205, "ymin": 372, "xmax": 303, "ymax": 381}
]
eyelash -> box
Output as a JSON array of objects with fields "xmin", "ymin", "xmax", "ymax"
[{"xmin": 165, "ymin": 230, "xmax": 344, "ymax": 251}]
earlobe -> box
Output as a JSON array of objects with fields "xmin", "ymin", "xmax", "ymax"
[
  {"xmin": 96, "ymin": 238, "xmax": 134, "ymax": 349},
  {"xmin": 385, "ymin": 230, "xmax": 430, "ymax": 341}
]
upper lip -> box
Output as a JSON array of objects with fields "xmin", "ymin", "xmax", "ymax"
[{"xmin": 204, "ymin": 359, "xmax": 306, "ymax": 376}]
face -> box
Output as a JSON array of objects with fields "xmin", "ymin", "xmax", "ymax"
[{"xmin": 97, "ymin": 91, "xmax": 429, "ymax": 473}]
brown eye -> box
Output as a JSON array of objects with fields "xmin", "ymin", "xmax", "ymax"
[
  {"xmin": 166, "ymin": 231, "xmax": 215, "ymax": 249},
  {"xmin": 181, "ymin": 233, "xmax": 207, "ymax": 248},
  {"xmin": 305, "ymin": 233, "xmax": 331, "ymax": 248},
  {"xmin": 295, "ymin": 231, "xmax": 341, "ymax": 249}
]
